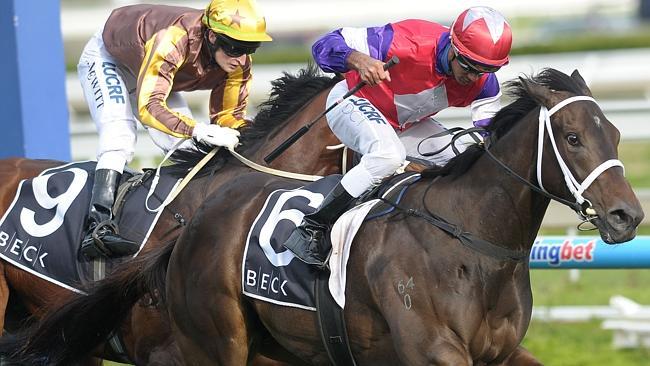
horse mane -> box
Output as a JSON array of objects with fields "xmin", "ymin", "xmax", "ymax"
[
  {"xmin": 240, "ymin": 62, "xmax": 342, "ymax": 145},
  {"xmin": 422, "ymin": 68, "xmax": 586, "ymax": 180},
  {"xmin": 164, "ymin": 141, "xmax": 230, "ymax": 178},
  {"xmin": 164, "ymin": 63, "xmax": 340, "ymax": 177}
]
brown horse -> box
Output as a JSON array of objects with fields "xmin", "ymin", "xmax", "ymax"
[
  {"xmin": 0, "ymin": 66, "xmax": 342, "ymax": 365},
  {"xmin": 3, "ymin": 69, "xmax": 643, "ymax": 365}
]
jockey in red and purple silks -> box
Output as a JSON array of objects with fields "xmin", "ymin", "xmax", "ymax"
[
  {"xmin": 313, "ymin": 18, "xmax": 505, "ymax": 131},
  {"xmin": 284, "ymin": 7, "xmax": 514, "ymax": 266}
]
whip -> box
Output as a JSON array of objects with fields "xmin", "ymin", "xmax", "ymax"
[{"xmin": 264, "ymin": 56, "xmax": 400, "ymax": 163}]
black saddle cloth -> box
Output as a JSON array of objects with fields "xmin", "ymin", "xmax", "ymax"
[{"xmin": 0, "ymin": 161, "xmax": 180, "ymax": 293}]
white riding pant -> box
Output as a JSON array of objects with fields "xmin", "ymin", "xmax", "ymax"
[
  {"xmin": 327, "ymin": 80, "xmax": 475, "ymax": 197},
  {"xmin": 78, "ymin": 30, "xmax": 195, "ymax": 173},
  {"xmin": 326, "ymin": 81, "xmax": 406, "ymax": 197}
]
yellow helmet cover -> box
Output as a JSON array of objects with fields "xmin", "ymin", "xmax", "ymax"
[{"xmin": 203, "ymin": 0, "xmax": 272, "ymax": 42}]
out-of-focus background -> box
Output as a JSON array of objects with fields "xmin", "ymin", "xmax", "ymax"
[
  {"xmin": 5, "ymin": 0, "xmax": 650, "ymax": 364},
  {"xmin": 61, "ymin": 0, "xmax": 650, "ymax": 169}
]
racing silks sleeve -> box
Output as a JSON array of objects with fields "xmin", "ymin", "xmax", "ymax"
[
  {"xmin": 470, "ymin": 73, "xmax": 502, "ymax": 129},
  {"xmin": 209, "ymin": 56, "xmax": 252, "ymax": 129},
  {"xmin": 137, "ymin": 26, "xmax": 196, "ymax": 138},
  {"xmin": 312, "ymin": 24, "xmax": 394, "ymax": 73}
]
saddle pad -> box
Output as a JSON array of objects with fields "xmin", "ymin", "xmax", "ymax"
[
  {"xmin": 242, "ymin": 175, "xmax": 341, "ymax": 310},
  {"xmin": 242, "ymin": 173, "xmax": 421, "ymax": 310},
  {"xmin": 79, "ymin": 165, "xmax": 182, "ymax": 286},
  {"xmin": 366, "ymin": 172, "xmax": 421, "ymax": 220},
  {"xmin": 330, "ymin": 172, "xmax": 421, "ymax": 308},
  {"xmin": 0, "ymin": 162, "xmax": 180, "ymax": 293}
]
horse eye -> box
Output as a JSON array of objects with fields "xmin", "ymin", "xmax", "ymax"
[{"xmin": 567, "ymin": 133, "xmax": 580, "ymax": 146}]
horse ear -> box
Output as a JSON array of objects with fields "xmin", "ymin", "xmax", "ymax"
[
  {"xmin": 570, "ymin": 69, "xmax": 593, "ymax": 96},
  {"xmin": 520, "ymin": 77, "xmax": 555, "ymax": 107}
]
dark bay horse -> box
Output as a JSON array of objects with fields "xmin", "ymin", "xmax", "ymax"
[
  {"xmin": 0, "ymin": 66, "xmax": 343, "ymax": 364},
  {"xmin": 3, "ymin": 69, "xmax": 643, "ymax": 365}
]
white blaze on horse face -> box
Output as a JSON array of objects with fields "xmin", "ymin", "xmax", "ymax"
[
  {"xmin": 593, "ymin": 115, "xmax": 601, "ymax": 127},
  {"xmin": 258, "ymin": 189, "xmax": 324, "ymax": 267}
]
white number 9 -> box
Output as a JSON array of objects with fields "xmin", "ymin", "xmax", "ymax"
[{"xmin": 20, "ymin": 167, "xmax": 88, "ymax": 238}]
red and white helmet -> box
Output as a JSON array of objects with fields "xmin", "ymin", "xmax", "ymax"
[{"xmin": 450, "ymin": 6, "xmax": 512, "ymax": 67}]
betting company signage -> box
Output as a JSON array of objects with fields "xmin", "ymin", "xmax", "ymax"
[
  {"xmin": 530, "ymin": 238, "xmax": 595, "ymax": 267},
  {"xmin": 529, "ymin": 236, "xmax": 650, "ymax": 269}
]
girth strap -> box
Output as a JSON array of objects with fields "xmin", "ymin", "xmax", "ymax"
[
  {"xmin": 113, "ymin": 169, "xmax": 155, "ymax": 219},
  {"xmin": 91, "ymin": 257, "xmax": 132, "ymax": 364},
  {"xmin": 105, "ymin": 331, "xmax": 132, "ymax": 365},
  {"xmin": 87, "ymin": 169, "xmax": 149, "ymax": 365},
  {"xmin": 315, "ymin": 269, "xmax": 357, "ymax": 366}
]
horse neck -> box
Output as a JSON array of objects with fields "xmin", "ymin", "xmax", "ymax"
[{"xmin": 429, "ymin": 109, "xmax": 550, "ymax": 252}]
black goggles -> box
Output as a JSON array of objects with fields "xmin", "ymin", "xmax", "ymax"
[
  {"xmin": 216, "ymin": 34, "xmax": 260, "ymax": 58},
  {"xmin": 454, "ymin": 51, "xmax": 500, "ymax": 75}
]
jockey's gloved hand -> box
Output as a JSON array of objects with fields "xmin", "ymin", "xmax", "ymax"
[{"xmin": 192, "ymin": 123, "xmax": 240, "ymax": 150}]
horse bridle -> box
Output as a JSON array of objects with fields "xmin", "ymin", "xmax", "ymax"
[
  {"xmin": 379, "ymin": 95, "xmax": 624, "ymax": 261},
  {"xmin": 482, "ymin": 95, "xmax": 624, "ymax": 221}
]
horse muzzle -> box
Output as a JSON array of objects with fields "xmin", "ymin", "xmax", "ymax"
[{"xmin": 592, "ymin": 200, "xmax": 644, "ymax": 244}]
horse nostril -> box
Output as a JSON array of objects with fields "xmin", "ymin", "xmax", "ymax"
[{"xmin": 608, "ymin": 208, "xmax": 632, "ymax": 228}]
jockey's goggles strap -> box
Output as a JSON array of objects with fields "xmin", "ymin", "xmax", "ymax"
[
  {"xmin": 204, "ymin": 29, "xmax": 220, "ymax": 66},
  {"xmin": 535, "ymin": 95, "xmax": 624, "ymax": 207}
]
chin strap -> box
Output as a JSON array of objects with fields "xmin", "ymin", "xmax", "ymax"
[
  {"xmin": 203, "ymin": 29, "xmax": 220, "ymax": 67},
  {"xmin": 536, "ymin": 96, "xmax": 624, "ymax": 217}
]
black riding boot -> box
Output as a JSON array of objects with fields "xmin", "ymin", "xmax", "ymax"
[
  {"xmin": 80, "ymin": 169, "xmax": 139, "ymax": 259},
  {"xmin": 283, "ymin": 182, "xmax": 355, "ymax": 266}
]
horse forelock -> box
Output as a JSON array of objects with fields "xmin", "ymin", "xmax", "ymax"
[
  {"xmin": 491, "ymin": 68, "xmax": 588, "ymax": 138},
  {"xmin": 238, "ymin": 63, "xmax": 341, "ymax": 149},
  {"xmin": 422, "ymin": 68, "xmax": 588, "ymax": 180}
]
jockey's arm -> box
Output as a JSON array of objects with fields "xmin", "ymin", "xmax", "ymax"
[
  {"xmin": 470, "ymin": 73, "xmax": 502, "ymax": 129},
  {"xmin": 312, "ymin": 25, "xmax": 393, "ymax": 85},
  {"xmin": 208, "ymin": 57, "xmax": 252, "ymax": 129},
  {"xmin": 136, "ymin": 29, "xmax": 196, "ymax": 138}
]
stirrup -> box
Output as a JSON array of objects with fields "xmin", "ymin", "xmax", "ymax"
[
  {"xmin": 81, "ymin": 220, "xmax": 134, "ymax": 259},
  {"xmin": 80, "ymin": 225, "xmax": 113, "ymax": 259},
  {"xmin": 283, "ymin": 225, "xmax": 329, "ymax": 267}
]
